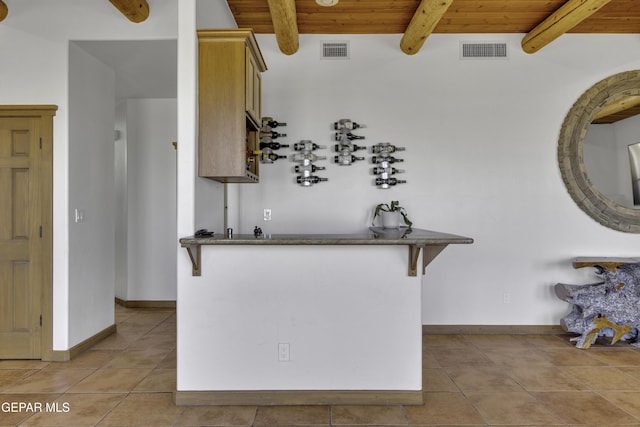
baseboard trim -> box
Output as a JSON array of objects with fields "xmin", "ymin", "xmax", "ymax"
[
  {"xmin": 174, "ymin": 390, "xmax": 424, "ymax": 406},
  {"xmin": 115, "ymin": 297, "xmax": 176, "ymax": 309},
  {"xmin": 423, "ymin": 325, "xmax": 565, "ymax": 335},
  {"xmin": 49, "ymin": 324, "xmax": 117, "ymax": 362}
]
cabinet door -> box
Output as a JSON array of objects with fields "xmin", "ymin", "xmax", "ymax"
[
  {"xmin": 245, "ymin": 47, "xmax": 261, "ymax": 125},
  {"xmin": 245, "ymin": 47, "xmax": 254, "ymax": 118},
  {"xmin": 254, "ymin": 68, "xmax": 262, "ymax": 121}
]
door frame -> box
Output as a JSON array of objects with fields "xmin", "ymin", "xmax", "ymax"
[{"xmin": 0, "ymin": 105, "xmax": 56, "ymax": 361}]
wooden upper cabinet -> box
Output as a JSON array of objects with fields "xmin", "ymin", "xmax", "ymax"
[{"xmin": 197, "ymin": 29, "xmax": 267, "ymax": 183}]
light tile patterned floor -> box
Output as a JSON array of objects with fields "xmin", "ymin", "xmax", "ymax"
[{"xmin": 3, "ymin": 305, "xmax": 640, "ymax": 426}]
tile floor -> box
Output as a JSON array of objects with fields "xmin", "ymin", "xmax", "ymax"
[{"xmin": 3, "ymin": 305, "xmax": 640, "ymax": 426}]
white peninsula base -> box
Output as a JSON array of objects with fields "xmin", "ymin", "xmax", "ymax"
[{"xmin": 175, "ymin": 229, "xmax": 472, "ymax": 406}]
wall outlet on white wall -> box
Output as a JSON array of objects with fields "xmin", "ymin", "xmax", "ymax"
[
  {"xmin": 264, "ymin": 208, "xmax": 272, "ymax": 221},
  {"xmin": 278, "ymin": 342, "xmax": 290, "ymax": 361},
  {"xmin": 503, "ymin": 292, "xmax": 511, "ymax": 304}
]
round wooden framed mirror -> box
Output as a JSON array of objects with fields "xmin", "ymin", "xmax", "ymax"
[{"xmin": 558, "ymin": 70, "xmax": 640, "ymax": 233}]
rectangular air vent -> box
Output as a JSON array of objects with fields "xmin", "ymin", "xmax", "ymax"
[
  {"xmin": 460, "ymin": 42, "xmax": 508, "ymax": 59},
  {"xmin": 321, "ymin": 41, "xmax": 349, "ymax": 60}
]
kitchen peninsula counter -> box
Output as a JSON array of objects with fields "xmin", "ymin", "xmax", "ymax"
[
  {"xmin": 176, "ymin": 227, "xmax": 473, "ymax": 406},
  {"xmin": 180, "ymin": 227, "xmax": 473, "ymax": 276}
]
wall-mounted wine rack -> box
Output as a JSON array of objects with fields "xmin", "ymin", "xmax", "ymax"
[
  {"xmin": 262, "ymin": 116, "xmax": 408, "ymax": 188},
  {"xmin": 291, "ymin": 140, "xmax": 328, "ymax": 186},
  {"xmin": 258, "ymin": 117, "xmax": 288, "ymax": 164},
  {"xmin": 371, "ymin": 143, "xmax": 407, "ymax": 189},
  {"xmin": 334, "ymin": 119, "xmax": 366, "ymax": 166}
]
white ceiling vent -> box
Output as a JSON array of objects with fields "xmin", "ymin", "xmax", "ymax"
[
  {"xmin": 460, "ymin": 42, "xmax": 508, "ymax": 60},
  {"xmin": 321, "ymin": 41, "xmax": 349, "ymax": 60}
]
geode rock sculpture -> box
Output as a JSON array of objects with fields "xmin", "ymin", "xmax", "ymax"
[{"xmin": 555, "ymin": 263, "xmax": 640, "ymax": 349}]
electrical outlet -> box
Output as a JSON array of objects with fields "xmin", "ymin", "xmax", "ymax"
[
  {"xmin": 278, "ymin": 343, "xmax": 290, "ymax": 361},
  {"xmin": 503, "ymin": 292, "xmax": 511, "ymax": 304},
  {"xmin": 264, "ymin": 208, "xmax": 272, "ymax": 221}
]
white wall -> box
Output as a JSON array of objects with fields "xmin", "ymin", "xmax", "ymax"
[
  {"xmin": 114, "ymin": 101, "xmax": 128, "ymax": 299},
  {"xmin": 0, "ymin": 0, "xmax": 178, "ymax": 350},
  {"xmin": 68, "ymin": 42, "xmax": 116, "ymax": 346},
  {"xmin": 235, "ymin": 33, "xmax": 640, "ymax": 326},
  {"xmin": 126, "ymin": 99, "xmax": 178, "ymax": 301}
]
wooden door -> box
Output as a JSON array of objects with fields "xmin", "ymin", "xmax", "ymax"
[{"xmin": 0, "ymin": 107, "xmax": 55, "ymax": 359}]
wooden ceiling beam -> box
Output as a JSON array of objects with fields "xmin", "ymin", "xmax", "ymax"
[
  {"xmin": 400, "ymin": 0, "xmax": 453, "ymax": 55},
  {"xmin": 267, "ymin": 0, "xmax": 299, "ymax": 55},
  {"xmin": 109, "ymin": 0, "xmax": 150, "ymax": 23},
  {"xmin": 0, "ymin": 1, "xmax": 8, "ymax": 22},
  {"xmin": 521, "ymin": 0, "xmax": 613, "ymax": 54}
]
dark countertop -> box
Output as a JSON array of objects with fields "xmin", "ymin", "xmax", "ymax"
[
  {"xmin": 179, "ymin": 227, "xmax": 474, "ymax": 247},
  {"xmin": 179, "ymin": 228, "xmax": 473, "ymax": 277}
]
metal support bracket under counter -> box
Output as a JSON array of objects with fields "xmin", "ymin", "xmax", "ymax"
[{"xmin": 180, "ymin": 227, "xmax": 473, "ymax": 277}]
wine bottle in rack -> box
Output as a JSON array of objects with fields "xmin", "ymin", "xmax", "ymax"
[
  {"xmin": 257, "ymin": 149, "xmax": 287, "ymax": 163},
  {"xmin": 291, "ymin": 152, "xmax": 327, "ymax": 162},
  {"xmin": 265, "ymin": 153, "xmax": 287, "ymax": 161},
  {"xmin": 262, "ymin": 117, "xmax": 287, "ymax": 128},
  {"xmin": 297, "ymin": 176, "xmax": 328, "ymax": 186},
  {"xmin": 371, "ymin": 143, "xmax": 406, "ymax": 153},
  {"xmin": 335, "ymin": 132, "xmax": 365, "ymax": 141},
  {"xmin": 375, "ymin": 177, "xmax": 406, "ymax": 186},
  {"xmin": 260, "ymin": 130, "xmax": 287, "ymax": 139},
  {"xmin": 295, "ymin": 164, "xmax": 326, "ymax": 173},
  {"xmin": 334, "ymin": 153, "xmax": 365, "ymax": 165},
  {"xmin": 259, "ymin": 141, "xmax": 290, "ymax": 150},
  {"xmin": 372, "ymin": 166, "xmax": 405, "ymax": 175},
  {"xmin": 333, "ymin": 119, "xmax": 365, "ymax": 130},
  {"xmin": 372, "ymin": 155, "xmax": 404, "ymax": 164},
  {"xmin": 293, "ymin": 141, "xmax": 325, "ymax": 151},
  {"xmin": 259, "ymin": 136, "xmax": 280, "ymax": 144},
  {"xmin": 334, "ymin": 142, "xmax": 366, "ymax": 152}
]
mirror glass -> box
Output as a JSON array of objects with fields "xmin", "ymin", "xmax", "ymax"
[
  {"xmin": 558, "ymin": 70, "xmax": 640, "ymax": 233},
  {"xmin": 583, "ymin": 97, "xmax": 640, "ymax": 209}
]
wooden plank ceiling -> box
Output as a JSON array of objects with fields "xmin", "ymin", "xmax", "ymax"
[
  {"xmin": 227, "ymin": 0, "xmax": 640, "ymax": 35},
  {"xmin": 2, "ymin": 0, "xmax": 635, "ymax": 120}
]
